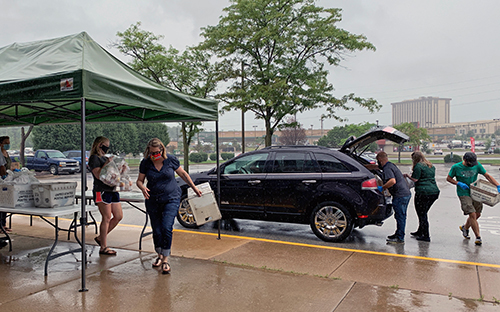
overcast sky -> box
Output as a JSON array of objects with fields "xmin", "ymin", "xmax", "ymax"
[{"xmin": 2, "ymin": 0, "xmax": 500, "ymax": 132}]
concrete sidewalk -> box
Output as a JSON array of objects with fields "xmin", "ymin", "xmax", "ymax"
[{"xmin": 1, "ymin": 214, "xmax": 500, "ymax": 311}]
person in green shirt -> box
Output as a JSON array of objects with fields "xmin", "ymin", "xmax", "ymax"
[
  {"xmin": 447, "ymin": 152, "xmax": 500, "ymax": 246},
  {"xmin": 404, "ymin": 151, "xmax": 440, "ymax": 242}
]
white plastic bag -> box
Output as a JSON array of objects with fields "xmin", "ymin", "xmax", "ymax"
[
  {"xmin": 1, "ymin": 168, "xmax": 39, "ymax": 184},
  {"xmin": 405, "ymin": 176, "xmax": 415, "ymax": 189},
  {"xmin": 99, "ymin": 160, "xmax": 121, "ymax": 187}
]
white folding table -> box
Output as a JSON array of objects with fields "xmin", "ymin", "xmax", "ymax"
[
  {"xmin": 0, "ymin": 204, "xmax": 99, "ymax": 276},
  {"xmin": 75, "ymin": 191, "xmax": 150, "ymax": 250}
]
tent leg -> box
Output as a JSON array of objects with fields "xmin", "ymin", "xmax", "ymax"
[
  {"xmin": 216, "ymin": 121, "xmax": 221, "ymax": 240},
  {"xmin": 79, "ymin": 97, "xmax": 88, "ymax": 292}
]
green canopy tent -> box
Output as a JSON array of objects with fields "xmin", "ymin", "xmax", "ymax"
[{"xmin": 0, "ymin": 32, "xmax": 219, "ymax": 291}]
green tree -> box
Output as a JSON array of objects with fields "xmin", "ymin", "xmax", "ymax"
[
  {"xmin": 200, "ymin": 0, "xmax": 379, "ymax": 146},
  {"xmin": 317, "ymin": 123, "xmax": 375, "ymax": 148},
  {"xmin": 134, "ymin": 123, "xmax": 170, "ymax": 155},
  {"xmin": 114, "ymin": 22, "xmax": 220, "ymax": 172},
  {"xmin": 393, "ymin": 123, "xmax": 431, "ymax": 150},
  {"xmin": 32, "ymin": 123, "xmax": 169, "ymax": 155}
]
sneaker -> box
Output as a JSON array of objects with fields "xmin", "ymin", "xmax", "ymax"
[
  {"xmin": 459, "ymin": 225, "xmax": 470, "ymax": 239},
  {"xmin": 416, "ymin": 236, "xmax": 430, "ymax": 242},
  {"xmin": 387, "ymin": 233, "xmax": 397, "ymax": 240},
  {"xmin": 386, "ymin": 237, "xmax": 404, "ymax": 244},
  {"xmin": 475, "ymin": 238, "xmax": 482, "ymax": 246}
]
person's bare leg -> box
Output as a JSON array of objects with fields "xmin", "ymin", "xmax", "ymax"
[
  {"xmin": 106, "ymin": 203, "xmax": 123, "ymax": 234},
  {"xmin": 465, "ymin": 212, "xmax": 480, "ymax": 238},
  {"xmin": 97, "ymin": 203, "xmax": 112, "ymax": 250}
]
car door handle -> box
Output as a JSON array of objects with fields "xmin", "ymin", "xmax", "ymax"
[
  {"xmin": 302, "ymin": 180, "xmax": 317, "ymax": 185},
  {"xmin": 248, "ymin": 180, "xmax": 261, "ymax": 185}
]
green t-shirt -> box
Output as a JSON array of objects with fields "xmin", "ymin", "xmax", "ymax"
[
  {"xmin": 411, "ymin": 162, "xmax": 440, "ymax": 195},
  {"xmin": 448, "ymin": 161, "xmax": 486, "ymax": 196}
]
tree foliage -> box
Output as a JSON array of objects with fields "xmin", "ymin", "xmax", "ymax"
[
  {"xmin": 32, "ymin": 123, "xmax": 169, "ymax": 155},
  {"xmin": 393, "ymin": 123, "xmax": 431, "ymax": 150},
  {"xmin": 317, "ymin": 123, "xmax": 376, "ymax": 148},
  {"xmin": 114, "ymin": 22, "xmax": 220, "ymax": 171},
  {"xmin": 278, "ymin": 117, "xmax": 307, "ymax": 145},
  {"xmin": 200, "ymin": 0, "xmax": 379, "ymax": 146}
]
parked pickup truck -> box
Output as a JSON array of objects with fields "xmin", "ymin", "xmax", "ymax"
[{"xmin": 25, "ymin": 149, "xmax": 80, "ymax": 175}]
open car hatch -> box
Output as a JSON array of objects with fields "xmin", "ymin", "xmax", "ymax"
[{"xmin": 340, "ymin": 126, "xmax": 410, "ymax": 154}]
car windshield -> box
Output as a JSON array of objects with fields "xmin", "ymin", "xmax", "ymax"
[
  {"xmin": 223, "ymin": 153, "xmax": 268, "ymax": 174},
  {"xmin": 46, "ymin": 151, "xmax": 66, "ymax": 158}
]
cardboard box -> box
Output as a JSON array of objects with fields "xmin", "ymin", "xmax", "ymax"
[
  {"xmin": 187, "ymin": 182, "xmax": 221, "ymax": 226},
  {"xmin": 470, "ymin": 179, "xmax": 500, "ymax": 207},
  {"xmin": 0, "ymin": 183, "xmax": 35, "ymax": 208},
  {"xmin": 32, "ymin": 182, "xmax": 77, "ymax": 208}
]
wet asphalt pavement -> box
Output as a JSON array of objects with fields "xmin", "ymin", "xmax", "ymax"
[{"xmin": 41, "ymin": 162, "xmax": 500, "ymax": 267}]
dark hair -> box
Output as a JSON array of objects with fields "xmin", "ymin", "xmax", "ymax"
[
  {"xmin": 0, "ymin": 136, "xmax": 9, "ymax": 144},
  {"xmin": 411, "ymin": 151, "xmax": 432, "ymax": 170}
]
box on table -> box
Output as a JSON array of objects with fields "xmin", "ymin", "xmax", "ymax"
[
  {"xmin": 470, "ymin": 179, "xmax": 500, "ymax": 207},
  {"xmin": 187, "ymin": 182, "xmax": 221, "ymax": 226},
  {"xmin": 0, "ymin": 183, "xmax": 36, "ymax": 208},
  {"xmin": 32, "ymin": 182, "xmax": 77, "ymax": 208}
]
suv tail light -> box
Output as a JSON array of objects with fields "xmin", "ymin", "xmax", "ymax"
[{"xmin": 361, "ymin": 178, "xmax": 378, "ymax": 190}]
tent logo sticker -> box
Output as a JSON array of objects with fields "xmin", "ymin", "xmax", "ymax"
[{"xmin": 60, "ymin": 78, "xmax": 73, "ymax": 91}]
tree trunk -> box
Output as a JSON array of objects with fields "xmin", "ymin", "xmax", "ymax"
[
  {"xmin": 20, "ymin": 126, "xmax": 33, "ymax": 166},
  {"xmin": 265, "ymin": 118, "xmax": 273, "ymax": 147}
]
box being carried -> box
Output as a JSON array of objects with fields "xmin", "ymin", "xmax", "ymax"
[
  {"xmin": 470, "ymin": 179, "xmax": 500, "ymax": 207},
  {"xmin": 0, "ymin": 183, "xmax": 35, "ymax": 208},
  {"xmin": 32, "ymin": 182, "xmax": 77, "ymax": 208},
  {"xmin": 187, "ymin": 182, "xmax": 221, "ymax": 226}
]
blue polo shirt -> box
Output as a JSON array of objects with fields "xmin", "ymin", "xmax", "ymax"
[{"xmin": 139, "ymin": 154, "xmax": 181, "ymax": 201}]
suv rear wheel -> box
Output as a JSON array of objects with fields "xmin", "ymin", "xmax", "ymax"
[
  {"xmin": 310, "ymin": 202, "xmax": 353, "ymax": 242},
  {"xmin": 176, "ymin": 196, "xmax": 200, "ymax": 228}
]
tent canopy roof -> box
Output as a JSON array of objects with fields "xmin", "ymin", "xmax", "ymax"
[{"xmin": 0, "ymin": 32, "xmax": 218, "ymax": 126}]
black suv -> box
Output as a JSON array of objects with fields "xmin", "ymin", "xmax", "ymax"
[{"xmin": 176, "ymin": 127, "xmax": 409, "ymax": 242}]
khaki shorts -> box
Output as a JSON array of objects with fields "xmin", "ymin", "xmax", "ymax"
[{"xmin": 458, "ymin": 196, "xmax": 483, "ymax": 215}]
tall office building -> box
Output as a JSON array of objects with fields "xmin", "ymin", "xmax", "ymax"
[{"xmin": 391, "ymin": 96, "xmax": 450, "ymax": 127}]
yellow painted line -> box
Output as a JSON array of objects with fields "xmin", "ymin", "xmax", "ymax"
[
  {"xmin": 172, "ymin": 229, "xmax": 500, "ymax": 269},
  {"xmin": 15, "ymin": 215, "xmax": 500, "ymax": 268}
]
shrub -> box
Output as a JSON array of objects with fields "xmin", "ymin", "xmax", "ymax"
[
  {"xmin": 221, "ymin": 152, "xmax": 234, "ymax": 160},
  {"xmin": 209, "ymin": 153, "xmax": 217, "ymax": 161},
  {"xmin": 495, "ymin": 148, "xmax": 500, "ymax": 154},
  {"xmin": 444, "ymin": 154, "xmax": 462, "ymax": 163},
  {"xmin": 189, "ymin": 152, "xmax": 208, "ymax": 163}
]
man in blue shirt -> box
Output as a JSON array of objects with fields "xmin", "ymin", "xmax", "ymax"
[{"xmin": 377, "ymin": 152, "xmax": 412, "ymax": 244}]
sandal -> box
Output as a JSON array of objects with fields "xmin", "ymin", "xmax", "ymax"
[
  {"xmin": 94, "ymin": 236, "xmax": 101, "ymax": 246},
  {"xmin": 152, "ymin": 257, "xmax": 162, "ymax": 268},
  {"xmin": 161, "ymin": 262, "xmax": 171, "ymax": 274},
  {"xmin": 99, "ymin": 247, "xmax": 117, "ymax": 256}
]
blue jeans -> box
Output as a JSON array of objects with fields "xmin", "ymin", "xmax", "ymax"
[
  {"xmin": 145, "ymin": 198, "xmax": 180, "ymax": 257},
  {"xmin": 392, "ymin": 195, "xmax": 411, "ymax": 241}
]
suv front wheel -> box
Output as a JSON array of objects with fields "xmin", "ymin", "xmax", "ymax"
[
  {"xmin": 176, "ymin": 196, "xmax": 200, "ymax": 228},
  {"xmin": 310, "ymin": 202, "xmax": 353, "ymax": 242}
]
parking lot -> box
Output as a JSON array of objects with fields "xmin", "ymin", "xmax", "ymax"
[{"xmin": 40, "ymin": 161, "xmax": 500, "ymax": 267}]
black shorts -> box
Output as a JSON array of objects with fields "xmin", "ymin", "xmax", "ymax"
[{"xmin": 93, "ymin": 191, "xmax": 120, "ymax": 204}]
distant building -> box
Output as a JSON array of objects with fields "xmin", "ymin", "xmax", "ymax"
[
  {"xmin": 391, "ymin": 96, "xmax": 450, "ymax": 127},
  {"xmin": 428, "ymin": 119, "xmax": 500, "ymax": 141}
]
